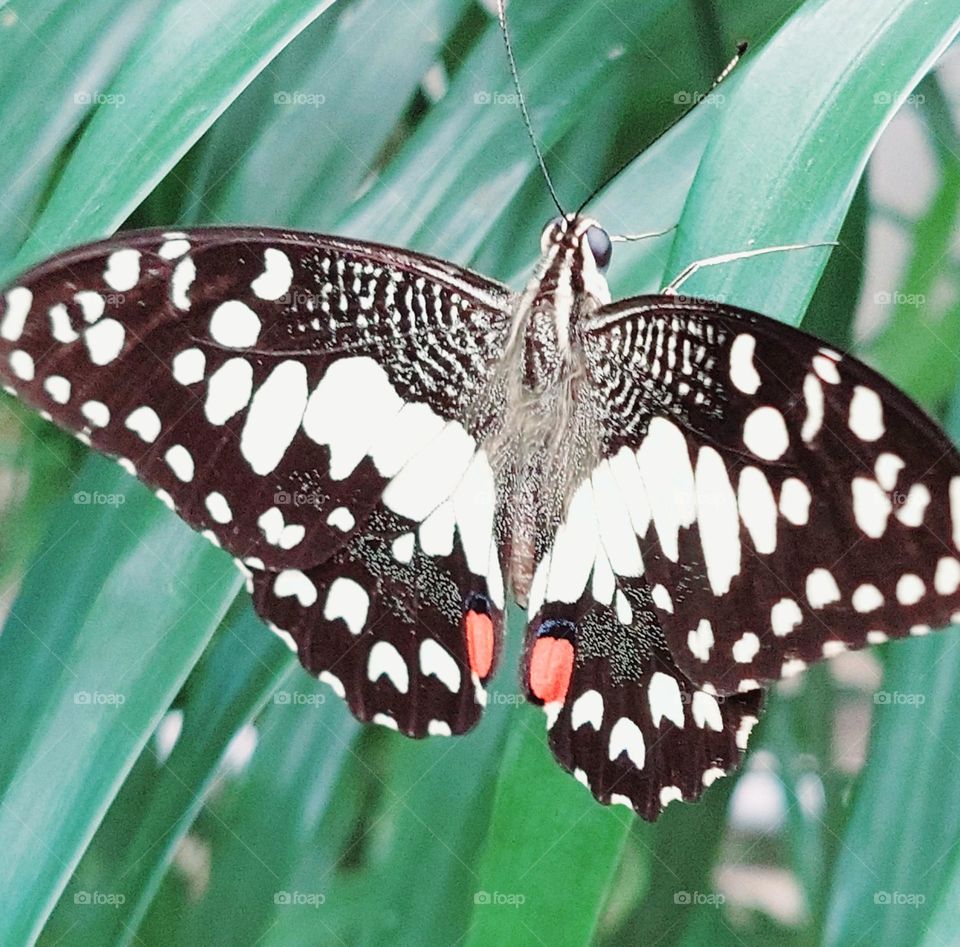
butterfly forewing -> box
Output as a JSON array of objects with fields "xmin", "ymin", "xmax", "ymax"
[
  {"xmin": 0, "ymin": 228, "xmax": 512, "ymax": 736},
  {"xmin": 580, "ymin": 296, "xmax": 960, "ymax": 696}
]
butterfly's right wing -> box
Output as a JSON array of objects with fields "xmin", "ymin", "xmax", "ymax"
[
  {"xmin": 0, "ymin": 228, "xmax": 513, "ymax": 735},
  {"xmin": 581, "ymin": 295, "xmax": 960, "ymax": 697}
]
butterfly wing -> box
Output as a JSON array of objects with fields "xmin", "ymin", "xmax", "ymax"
[
  {"xmin": 0, "ymin": 228, "xmax": 511, "ymax": 734},
  {"xmin": 581, "ymin": 295, "xmax": 960, "ymax": 697},
  {"xmin": 523, "ymin": 566, "xmax": 762, "ymax": 819}
]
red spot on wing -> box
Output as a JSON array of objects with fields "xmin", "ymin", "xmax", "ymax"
[
  {"xmin": 465, "ymin": 610, "xmax": 494, "ymax": 678},
  {"xmin": 528, "ymin": 636, "xmax": 574, "ymax": 704}
]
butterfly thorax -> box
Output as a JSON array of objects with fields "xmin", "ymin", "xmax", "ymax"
[{"xmin": 486, "ymin": 215, "xmax": 613, "ymax": 602}]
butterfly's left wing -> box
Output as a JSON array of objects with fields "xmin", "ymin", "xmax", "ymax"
[
  {"xmin": 0, "ymin": 227, "xmax": 512, "ymax": 737},
  {"xmin": 581, "ymin": 295, "xmax": 960, "ymax": 698}
]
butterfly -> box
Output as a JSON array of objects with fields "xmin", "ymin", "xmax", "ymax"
[{"xmin": 1, "ymin": 214, "xmax": 958, "ymax": 821}]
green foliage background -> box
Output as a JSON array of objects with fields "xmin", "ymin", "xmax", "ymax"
[{"xmin": 0, "ymin": 0, "xmax": 959, "ymax": 944}]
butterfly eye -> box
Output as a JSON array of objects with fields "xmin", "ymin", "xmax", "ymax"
[{"xmin": 586, "ymin": 225, "xmax": 612, "ymax": 271}]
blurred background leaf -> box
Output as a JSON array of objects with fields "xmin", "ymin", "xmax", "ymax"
[{"xmin": 0, "ymin": 0, "xmax": 957, "ymax": 944}]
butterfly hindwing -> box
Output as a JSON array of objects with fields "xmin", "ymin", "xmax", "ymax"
[
  {"xmin": 523, "ymin": 570, "xmax": 762, "ymax": 819},
  {"xmin": 252, "ymin": 497, "xmax": 505, "ymax": 737},
  {"xmin": 583, "ymin": 296, "xmax": 960, "ymax": 695}
]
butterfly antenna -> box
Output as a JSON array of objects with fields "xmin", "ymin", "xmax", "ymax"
[
  {"xmin": 576, "ymin": 40, "xmax": 749, "ymax": 216},
  {"xmin": 496, "ymin": 0, "xmax": 565, "ymax": 216}
]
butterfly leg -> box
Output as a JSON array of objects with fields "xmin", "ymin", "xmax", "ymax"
[{"xmin": 662, "ymin": 241, "xmax": 835, "ymax": 295}]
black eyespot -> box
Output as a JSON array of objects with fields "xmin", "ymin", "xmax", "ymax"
[
  {"xmin": 536, "ymin": 618, "xmax": 576, "ymax": 642},
  {"xmin": 586, "ymin": 225, "xmax": 612, "ymax": 271},
  {"xmin": 465, "ymin": 591, "xmax": 491, "ymax": 615}
]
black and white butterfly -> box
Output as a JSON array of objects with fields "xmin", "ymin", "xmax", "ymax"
[{"xmin": 1, "ymin": 212, "xmax": 959, "ymax": 821}]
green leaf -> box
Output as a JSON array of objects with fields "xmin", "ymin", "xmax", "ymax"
[
  {"xmin": 39, "ymin": 600, "xmax": 294, "ymax": 945},
  {"xmin": 666, "ymin": 0, "xmax": 960, "ymax": 323},
  {"xmin": 0, "ymin": 458, "xmax": 241, "ymax": 945},
  {"xmin": 7, "ymin": 0, "xmax": 341, "ymax": 276}
]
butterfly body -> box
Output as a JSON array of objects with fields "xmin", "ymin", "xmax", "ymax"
[{"xmin": 2, "ymin": 215, "xmax": 960, "ymax": 819}]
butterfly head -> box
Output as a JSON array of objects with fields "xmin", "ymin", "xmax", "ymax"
[{"xmin": 535, "ymin": 214, "xmax": 613, "ymax": 311}]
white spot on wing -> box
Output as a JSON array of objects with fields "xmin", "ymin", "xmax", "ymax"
[
  {"xmin": 852, "ymin": 476, "xmax": 892, "ymax": 538},
  {"xmin": 367, "ymin": 640, "xmax": 409, "ymax": 693},
  {"xmin": 240, "ymin": 360, "xmax": 308, "ymax": 475},
  {"xmin": 452, "ymin": 450, "xmax": 496, "ymax": 577},
  {"xmin": 895, "ymin": 484, "xmax": 930, "ymax": 527},
  {"xmin": 44, "ymin": 375, "xmax": 70, "ymax": 404},
  {"xmin": 729, "ymin": 333, "xmax": 760, "ymax": 393},
  {"xmin": 304, "ymin": 357, "xmax": 404, "ymax": 481},
  {"xmin": 274, "ymin": 569, "xmax": 318, "ymax": 607},
  {"xmin": 391, "ymin": 532, "xmax": 415, "ymax": 563},
  {"xmin": 779, "ymin": 478, "xmax": 811, "ymax": 526},
  {"xmin": 171, "ymin": 256, "xmax": 196, "ymax": 310},
  {"xmin": 545, "ymin": 479, "xmax": 599, "ymax": 604},
  {"xmin": 743, "ymin": 406, "xmax": 789, "ymax": 461},
  {"xmin": 165, "ymin": 444, "xmax": 195, "ymax": 482},
  {"xmin": 687, "ymin": 618, "xmax": 714, "ymax": 662},
  {"xmin": 637, "ymin": 417, "xmax": 695, "ymax": 561},
  {"xmin": 326, "ymin": 506, "xmax": 355, "ymax": 532},
  {"xmin": 591, "ymin": 459, "xmax": 643, "ymax": 577},
  {"xmin": 322, "ymin": 577, "xmax": 369, "ymax": 634},
  {"xmin": 695, "ymin": 445, "xmax": 740, "ymax": 595},
  {"xmin": 738, "ymin": 466, "xmax": 777, "ymax": 554},
  {"xmin": 83, "ymin": 318, "xmax": 125, "ymax": 365},
  {"xmin": 801, "ymin": 372, "xmax": 824, "ymax": 442},
  {"xmin": 125, "ymin": 405, "xmax": 161, "ymax": 442},
  {"xmin": 935, "ymin": 557, "xmax": 960, "ymax": 596},
  {"xmin": 896, "ymin": 573, "xmax": 925, "ymax": 606},
  {"xmin": 418, "ymin": 500, "xmax": 455, "ymax": 556},
  {"xmin": 172, "ymin": 347, "xmax": 206, "ymax": 385},
  {"xmin": 251, "ymin": 248, "xmax": 293, "ymax": 301},
  {"xmin": 205, "ymin": 491, "xmax": 232, "ymax": 524},
  {"xmin": 771, "ymin": 598, "xmax": 802, "ymax": 636},
  {"xmin": 692, "ymin": 692, "xmax": 722, "ymax": 731},
  {"xmin": 806, "ymin": 568, "xmax": 841, "ymax": 609},
  {"xmin": 852, "ymin": 583, "xmax": 883, "ymax": 613},
  {"xmin": 2, "ymin": 287, "xmax": 31, "ymax": 341},
  {"xmin": 571, "ymin": 689, "xmax": 604, "ymax": 730},
  {"xmin": 103, "ymin": 249, "xmax": 140, "ymax": 291},
  {"xmin": 81, "ymin": 400, "xmax": 109, "ymax": 427},
  {"xmin": 419, "ymin": 638, "xmax": 461, "ymax": 692},
  {"xmin": 49, "ymin": 303, "xmax": 78, "ymax": 343},
  {"xmin": 205, "ymin": 357, "xmax": 253, "ymax": 425},
  {"xmin": 9, "ymin": 349, "xmax": 34, "ymax": 381},
  {"xmin": 210, "ymin": 300, "xmax": 261, "ymax": 348},
  {"xmin": 848, "ymin": 386, "xmax": 885, "ymax": 441},
  {"xmin": 732, "ymin": 632, "xmax": 760, "ymax": 663},
  {"xmin": 608, "ymin": 717, "xmax": 645, "ymax": 768},
  {"xmin": 648, "ymin": 671, "xmax": 684, "ymax": 728}
]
